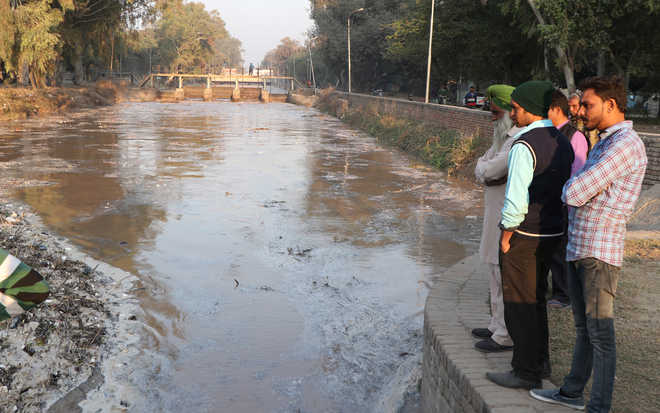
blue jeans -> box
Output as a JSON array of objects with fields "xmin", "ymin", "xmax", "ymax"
[{"xmin": 561, "ymin": 258, "xmax": 619, "ymax": 413}]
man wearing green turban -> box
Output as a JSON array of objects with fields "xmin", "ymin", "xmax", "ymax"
[
  {"xmin": 472, "ymin": 85, "xmax": 521, "ymax": 353},
  {"xmin": 487, "ymin": 84, "xmax": 515, "ymax": 113}
]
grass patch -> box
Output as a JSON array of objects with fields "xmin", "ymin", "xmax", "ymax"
[
  {"xmin": 548, "ymin": 243, "xmax": 660, "ymax": 413},
  {"xmin": 316, "ymin": 90, "xmax": 489, "ymax": 176}
]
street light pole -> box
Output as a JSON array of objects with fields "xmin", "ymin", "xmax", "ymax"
[
  {"xmin": 347, "ymin": 8, "xmax": 364, "ymax": 95},
  {"xmin": 425, "ymin": 0, "xmax": 436, "ymax": 103},
  {"xmin": 308, "ymin": 36, "xmax": 317, "ymax": 93}
]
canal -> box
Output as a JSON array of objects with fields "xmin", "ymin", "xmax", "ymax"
[{"xmin": 2, "ymin": 101, "xmax": 483, "ymax": 412}]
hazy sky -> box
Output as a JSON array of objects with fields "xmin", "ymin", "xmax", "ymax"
[{"xmin": 203, "ymin": 0, "xmax": 314, "ymax": 68}]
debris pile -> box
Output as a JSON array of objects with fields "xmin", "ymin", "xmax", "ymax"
[{"xmin": 0, "ymin": 204, "xmax": 113, "ymax": 413}]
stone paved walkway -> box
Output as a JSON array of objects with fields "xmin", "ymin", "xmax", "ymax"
[{"xmin": 422, "ymin": 254, "xmax": 575, "ymax": 413}]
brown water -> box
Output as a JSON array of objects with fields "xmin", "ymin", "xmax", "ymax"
[{"xmin": 1, "ymin": 101, "xmax": 483, "ymax": 412}]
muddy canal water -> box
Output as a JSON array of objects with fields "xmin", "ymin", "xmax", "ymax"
[{"xmin": 2, "ymin": 102, "xmax": 483, "ymax": 412}]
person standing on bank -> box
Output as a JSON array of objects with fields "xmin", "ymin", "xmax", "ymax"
[
  {"xmin": 568, "ymin": 92, "xmax": 582, "ymax": 126},
  {"xmin": 531, "ymin": 77, "xmax": 647, "ymax": 412},
  {"xmin": 546, "ymin": 90, "xmax": 591, "ymax": 308},
  {"xmin": 472, "ymin": 85, "xmax": 521, "ymax": 353},
  {"xmin": 485, "ymin": 80, "xmax": 574, "ymax": 390}
]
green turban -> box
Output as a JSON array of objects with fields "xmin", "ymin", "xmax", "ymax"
[
  {"xmin": 487, "ymin": 84, "xmax": 515, "ymax": 112},
  {"xmin": 511, "ymin": 80, "xmax": 554, "ymax": 117}
]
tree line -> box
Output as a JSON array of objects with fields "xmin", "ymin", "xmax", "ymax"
[
  {"xmin": 301, "ymin": 0, "xmax": 660, "ymax": 98},
  {"xmin": 0, "ymin": 0, "xmax": 243, "ymax": 88}
]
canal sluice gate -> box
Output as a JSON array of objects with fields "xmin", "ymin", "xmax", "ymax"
[{"xmin": 2, "ymin": 102, "xmax": 482, "ymax": 412}]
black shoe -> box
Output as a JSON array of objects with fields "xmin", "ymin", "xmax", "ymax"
[
  {"xmin": 475, "ymin": 337, "xmax": 513, "ymax": 353},
  {"xmin": 471, "ymin": 328, "xmax": 493, "ymax": 339},
  {"xmin": 486, "ymin": 371, "xmax": 542, "ymax": 390}
]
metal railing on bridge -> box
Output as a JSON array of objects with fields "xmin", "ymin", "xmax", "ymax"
[{"xmin": 138, "ymin": 73, "xmax": 296, "ymax": 92}]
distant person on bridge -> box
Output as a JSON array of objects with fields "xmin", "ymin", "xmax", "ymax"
[
  {"xmin": 249, "ymin": 63, "xmax": 254, "ymax": 76},
  {"xmin": 546, "ymin": 90, "xmax": 591, "ymax": 310},
  {"xmin": 531, "ymin": 76, "xmax": 647, "ymax": 413},
  {"xmin": 486, "ymin": 81, "xmax": 573, "ymax": 390},
  {"xmin": 472, "ymin": 84, "xmax": 521, "ymax": 354}
]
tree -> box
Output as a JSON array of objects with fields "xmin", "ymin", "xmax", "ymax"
[
  {"xmin": 386, "ymin": 0, "xmax": 539, "ymax": 92},
  {"xmin": 262, "ymin": 37, "xmax": 303, "ymax": 74},
  {"xmin": 9, "ymin": 0, "xmax": 66, "ymax": 88},
  {"xmin": 215, "ymin": 37, "xmax": 243, "ymax": 69},
  {"xmin": 501, "ymin": 0, "xmax": 660, "ymax": 91},
  {"xmin": 309, "ymin": 0, "xmax": 402, "ymax": 91},
  {"xmin": 154, "ymin": 0, "xmax": 237, "ymax": 73}
]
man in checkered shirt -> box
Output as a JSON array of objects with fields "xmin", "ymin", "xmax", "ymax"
[{"xmin": 531, "ymin": 77, "xmax": 647, "ymax": 412}]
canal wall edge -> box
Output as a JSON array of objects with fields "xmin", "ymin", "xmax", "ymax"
[
  {"xmin": 332, "ymin": 91, "xmax": 494, "ymax": 139},
  {"xmin": 422, "ymin": 255, "xmax": 569, "ymax": 413}
]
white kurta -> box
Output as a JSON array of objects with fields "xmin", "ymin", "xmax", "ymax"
[
  {"xmin": 474, "ymin": 125, "xmax": 521, "ymax": 346},
  {"xmin": 475, "ymin": 126, "xmax": 521, "ymax": 265}
]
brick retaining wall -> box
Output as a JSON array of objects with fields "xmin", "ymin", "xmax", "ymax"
[
  {"xmin": 333, "ymin": 92, "xmax": 494, "ymax": 139},
  {"xmin": 641, "ymin": 133, "xmax": 660, "ymax": 188},
  {"xmin": 422, "ymin": 255, "xmax": 571, "ymax": 413}
]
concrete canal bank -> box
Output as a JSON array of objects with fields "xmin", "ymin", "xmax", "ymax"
[{"xmin": 421, "ymin": 256, "xmax": 571, "ymax": 413}]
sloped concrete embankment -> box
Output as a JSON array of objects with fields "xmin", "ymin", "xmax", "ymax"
[{"xmin": 422, "ymin": 255, "xmax": 572, "ymax": 413}]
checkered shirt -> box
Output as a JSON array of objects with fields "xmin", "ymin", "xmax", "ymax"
[{"xmin": 562, "ymin": 121, "xmax": 647, "ymax": 267}]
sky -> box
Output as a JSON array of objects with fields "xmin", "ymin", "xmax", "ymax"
[{"xmin": 203, "ymin": 0, "xmax": 314, "ymax": 68}]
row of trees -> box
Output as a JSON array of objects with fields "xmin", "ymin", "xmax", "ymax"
[
  {"xmin": 0, "ymin": 0, "xmax": 243, "ymax": 88},
  {"xmin": 261, "ymin": 37, "xmax": 304, "ymax": 74},
  {"xmin": 305, "ymin": 0, "xmax": 660, "ymax": 95},
  {"xmin": 126, "ymin": 0, "xmax": 243, "ymax": 77}
]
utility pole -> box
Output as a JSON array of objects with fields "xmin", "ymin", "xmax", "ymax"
[
  {"xmin": 308, "ymin": 39, "xmax": 317, "ymax": 93},
  {"xmin": 347, "ymin": 8, "xmax": 364, "ymax": 95},
  {"xmin": 425, "ymin": 0, "xmax": 435, "ymax": 103}
]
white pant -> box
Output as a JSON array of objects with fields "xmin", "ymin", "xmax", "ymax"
[{"xmin": 487, "ymin": 263, "xmax": 513, "ymax": 346}]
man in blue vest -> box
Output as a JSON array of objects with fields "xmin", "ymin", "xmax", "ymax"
[{"xmin": 486, "ymin": 80, "xmax": 574, "ymax": 390}]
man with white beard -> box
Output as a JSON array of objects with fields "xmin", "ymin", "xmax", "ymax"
[{"xmin": 472, "ymin": 85, "xmax": 522, "ymax": 352}]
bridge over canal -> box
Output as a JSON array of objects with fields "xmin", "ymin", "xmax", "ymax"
[{"xmin": 138, "ymin": 73, "xmax": 297, "ymax": 103}]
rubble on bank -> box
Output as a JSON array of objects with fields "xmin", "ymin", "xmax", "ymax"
[{"xmin": 0, "ymin": 203, "xmax": 124, "ymax": 413}]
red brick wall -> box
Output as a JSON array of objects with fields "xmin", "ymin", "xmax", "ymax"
[{"xmin": 334, "ymin": 92, "xmax": 494, "ymax": 139}]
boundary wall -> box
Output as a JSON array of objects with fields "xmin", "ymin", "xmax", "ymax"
[{"xmin": 333, "ymin": 92, "xmax": 493, "ymax": 139}]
